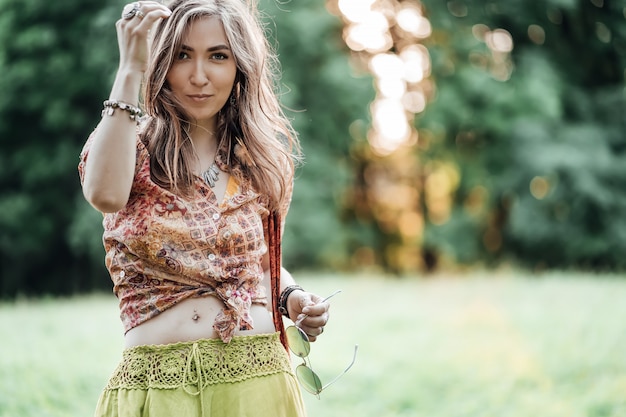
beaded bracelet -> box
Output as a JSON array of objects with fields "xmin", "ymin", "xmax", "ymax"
[
  {"xmin": 278, "ymin": 284, "xmax": 304, "ymax": 318},
  {"xmin": 102, "ymin": 99, "xmax": 143, "ymax": 122}
]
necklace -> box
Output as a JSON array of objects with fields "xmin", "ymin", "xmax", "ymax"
[{"xmin": 202, "ymin": 163, "xmax": 220, "ymax": 188}]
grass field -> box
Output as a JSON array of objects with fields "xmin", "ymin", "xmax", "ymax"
[{"xmin": 1, "ymin": 271, "xmax": 626, "ymax": 417}]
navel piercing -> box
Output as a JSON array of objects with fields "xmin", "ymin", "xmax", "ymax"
[{"xmin": 192, "ymin": 310, "xmax": 200, "ymax": 321}]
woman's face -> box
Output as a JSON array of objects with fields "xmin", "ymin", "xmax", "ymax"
[{"xmin": 166, "ymin": 16, "xmax": 237, "ymax": 129}]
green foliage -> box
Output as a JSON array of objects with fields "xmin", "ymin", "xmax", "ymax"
[
  {"xmin": 419, "ymin": 0, "xmax": 626, "ymax": 269},
  {"xmin": 0, "ymin": 0, "xmax": 126, "ymax": 296},
  {"xmin": 3, "ymin": 0, "xmax": 623, "ymax": 297},
  {"xmin": 258, "ymin": 0, "xmax": 374, "ymax": 270}
]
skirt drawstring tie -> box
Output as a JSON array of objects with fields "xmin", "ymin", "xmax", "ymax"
[{"xmin": 183, "ymin": 342, "xmax": 206, "ymax": 417}]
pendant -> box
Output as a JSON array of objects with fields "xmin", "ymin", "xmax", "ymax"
[{"xmin": 202, "ymin": 163, "xmax": 220, "ymax": 188}]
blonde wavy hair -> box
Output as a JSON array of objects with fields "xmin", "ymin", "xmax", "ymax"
[{"xmin": 141, "ymin": 0, "xmax": 300, "ymax": 211}]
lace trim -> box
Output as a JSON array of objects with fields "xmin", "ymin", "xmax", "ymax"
[{"xmin": 105, "ymin": 333, "xmax": 292, "ymax": 391}]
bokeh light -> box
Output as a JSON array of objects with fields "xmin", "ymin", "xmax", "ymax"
[
  {"xmin": 396, "ymin": 5, "xmax": 431, "ymax": 38},
  {"xmin": 472, "ymin": 24, "xmax": 515, "ymax": 81},
  {"xmin": 486, "ymin": 29, "xmax": 514, "ymax": 53},
  {"xmin": 337, "ymin": 0, "xmax": 377, "ymax": 23},
  {"xmin": 328, "ymin": 0, "xmax": 432, "ymax": 156},
  {"xmin": 528, "ymin": 24, "xmax": 546, "ymax": 45},
  {"xmin": 328, "ymin": 0, "xmax": 433, "ymax": 272},
  {"xmin": 530, "ymin": 176, "xmax": 550, "ymax": 200}
]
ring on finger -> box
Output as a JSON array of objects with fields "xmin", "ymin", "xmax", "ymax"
[
  {"xmin": 136, "ymin": 9, "xmax": 145, "ymax": 19},
  {"xmin": 122, "ymin": 2, "xmax": 140, "ymax": 20}
]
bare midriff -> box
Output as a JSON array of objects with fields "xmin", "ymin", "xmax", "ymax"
[{"xmin": 124, "ymin": 296, "xmax": 276, "ymax": 348}]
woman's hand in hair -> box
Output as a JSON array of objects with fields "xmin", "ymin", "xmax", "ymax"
[{"xmin": 116, "ymin": 1, "xmax": 172, "ymax": 73}]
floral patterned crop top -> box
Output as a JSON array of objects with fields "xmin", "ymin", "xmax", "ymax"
[{"xmin": 78, "ymin": 129, "xmax": 291, "ymax": 343}]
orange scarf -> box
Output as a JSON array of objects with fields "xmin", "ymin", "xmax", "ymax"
[{"xmin": 268, "ymin": 211, "xmax": 288, "ymax": 350}]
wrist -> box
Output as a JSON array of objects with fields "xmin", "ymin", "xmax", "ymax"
[
  {"xmin": 102, "ymin": 99, "xmax": 143, "ymax": 122},
  {"xmin": 116, "ymin": 65, "xmax": 145, "ymax": 79},
  {"xmin": 110, "ymin": 68, "xmax": 144, "ymax": 105},
  {"xmin": 278, "ymin": 284, "xmax": 303, "ymax": 319}
]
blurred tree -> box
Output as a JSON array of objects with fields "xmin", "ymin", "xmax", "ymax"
[
  {"xmin": 259, "ymin": 0, "xmax": 375, "ymax": 271},
  {"xmin": 418, "ymin": 0, "xmax": 626, "ymax": 269},
  {"xmin": 0, "ymin": 0, "xmax": 128, "ymax": 296},
  {"xmin": 4, "ymin": 0, "xmax": 623, "ymax": 297},
  {"xmin": 326, "ymin": 0, "xmax": 431, "ymax": 274}
]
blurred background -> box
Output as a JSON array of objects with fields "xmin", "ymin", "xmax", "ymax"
[
  {"xmin": 1, "ymin": 1, "xmax": 626, "ymax": 416},
  {"xmin": 1, "ymin": 0, "xmax": 624, "ymax": 296}
]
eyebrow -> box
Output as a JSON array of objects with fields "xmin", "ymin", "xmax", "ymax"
[{"xmin": 180, "ymin": 44, "xmax": 231, "ymax": 52}]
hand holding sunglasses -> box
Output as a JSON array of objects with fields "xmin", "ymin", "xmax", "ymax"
[{"xmin": 286, "ymin": 290, "xmax": 359, "ymax": 398}]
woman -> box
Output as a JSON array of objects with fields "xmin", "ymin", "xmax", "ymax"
[{"xmin": 79, "ymin": 1, "xmax": 329, "ymax": 415}]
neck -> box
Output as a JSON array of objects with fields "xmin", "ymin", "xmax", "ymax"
[{"xmin": 188, "ymin": 120, "xmax": 218, "ymax": 156}]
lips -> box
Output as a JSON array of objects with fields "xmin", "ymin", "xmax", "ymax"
[{"xmin": 187, "ymin": 94, "xmax": 212, "ymax": 102}]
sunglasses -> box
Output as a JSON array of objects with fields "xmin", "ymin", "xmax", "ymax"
[{"xmin": 285, "ymin": 290, "xmax": 359, "ymax": 398}]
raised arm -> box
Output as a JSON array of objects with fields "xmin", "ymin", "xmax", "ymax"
[{"xmin": 82, "ymin": 2, "xmax": 171, "ymax": 213}]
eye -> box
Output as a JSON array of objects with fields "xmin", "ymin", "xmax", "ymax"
[
  {"xmin": 212, "ymin": 52, "xmax": 229, "ymax": 61},
  {"xmin": 176, "ymin": 51, "xmax": 190, "ymax": 60}
]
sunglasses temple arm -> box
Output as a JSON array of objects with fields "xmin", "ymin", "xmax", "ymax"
[
  {"xmin": 295, "ymin": 289, "xmax": 342, "ymax": 326},
  {"xmin": 320, "ymin": 344, "xmax": 359, "ymax": 391}
]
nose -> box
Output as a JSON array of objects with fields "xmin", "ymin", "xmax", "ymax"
[{"xmin": 190, "ymin": 60, "xmax": 209, "ymax": 87}]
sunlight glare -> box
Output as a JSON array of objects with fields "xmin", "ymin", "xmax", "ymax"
[
  {"xmin": 330, "ymin": 0, "xmax": 432, "ymax": 155},
  {"xmin": 403, "ymin": 90, "xmax": 426, "ymax": 113},
  {"xmin": 370, "ymin": 99, "xmax": 411, "ymax": 154},
  {"xmin": 400, "ymin": 45, "xmax": 430, "ymax": 83},
  {"xmin": 397, "ymin": 6, "xmax": 431, "ymax": 38},
  {"xmin": 338, "ymin": 0, "xmax": 377, "ymax": 23},
  {"xmin": 344, "ymin": 11, "xmax": 391, "ymax": 52},
  {"xmin": 485, "ymin": 29, "xmax": 514, "ymax": 53},
  {"xmin": 346, "ymin": 24, "xmax": 390, "ymax": 52},
  {"xmin": 378, "ymin": 78, "xmax": 406, "ymax": 99},
  {"xmin": 369, "ymin": 53, "xmax": 404, "ymax": 79}
]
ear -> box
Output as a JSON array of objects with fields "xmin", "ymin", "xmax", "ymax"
[{"xmin": 232, "ymin": 71, "xmax": 243, "ymax": 96}]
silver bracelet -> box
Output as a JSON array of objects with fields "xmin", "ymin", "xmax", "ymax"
[{"xmin": 102, "ymin": 99, "xmax": 142, "ymax": 122}]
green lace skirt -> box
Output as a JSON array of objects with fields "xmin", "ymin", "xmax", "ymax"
[{"xmin": 94, "ymin": 333, "xmax": 307, "ymax": 417}]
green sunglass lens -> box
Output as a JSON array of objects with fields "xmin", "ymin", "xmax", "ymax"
[
  {"xmin": 286, "ymin": 326, "xmax": 310, "ymax": 357},
  {"xmin": 296, "ymin": 364, "xmax": 323, "ymax": 395}
]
